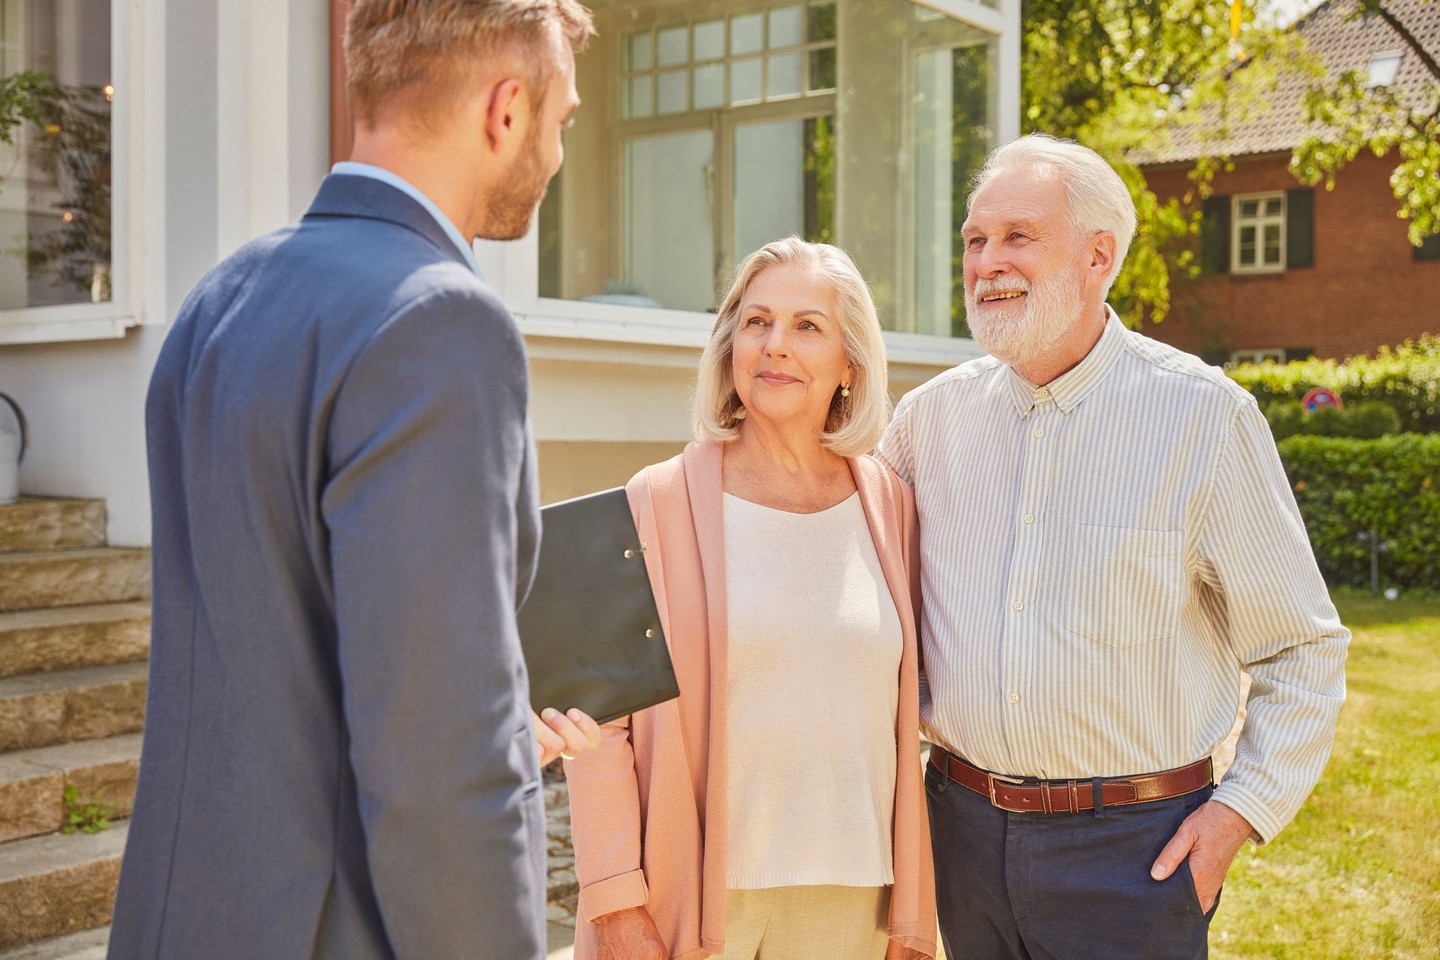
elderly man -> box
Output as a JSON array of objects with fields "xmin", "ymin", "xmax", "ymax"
[
  {"xmin": 111, "ymin": 3, "xmax": 598, "ymax": 958},
  {"xmin": 879, "ymin": 134, "xmax": 1348, "ymax": 958}
]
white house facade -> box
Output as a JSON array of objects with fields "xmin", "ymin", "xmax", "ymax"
[{"xmin": 0, "ymin": 0, "xmax": 1018, "ymax": 545}]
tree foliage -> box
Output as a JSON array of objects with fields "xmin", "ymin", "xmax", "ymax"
[
  {"xmin": 1018, "ymin": 0, "xmax": 1287, "ymax": 325},
  {"xmin": 1290, "ymin": 0, "xmax": 1440, "ymax": 246}
]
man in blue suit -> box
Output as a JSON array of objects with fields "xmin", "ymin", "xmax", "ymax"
[{"xmin": 110, "ymin": 2, "xmax": 598, "ymax": 957}]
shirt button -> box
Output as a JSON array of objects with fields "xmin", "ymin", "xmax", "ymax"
[
  {"xmin": 1008, "ymin": 692, "xmax": 1021, "ymax": 704},
  {"xmin": 1033, "ymin": 427, "xmax": 1045, "ymax": 439},
  {"xmin": 1012, "ymin": 600, "xmax": 1024, "ymax": 612},
  {"xmin": 1023, "ymin": 514, "xmax": 1035, "ymax": 524}
]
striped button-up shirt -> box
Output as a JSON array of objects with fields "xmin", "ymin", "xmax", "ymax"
[{"xmin": 878, "ymin": 309, "xmax": 1348, "ymax": 842}]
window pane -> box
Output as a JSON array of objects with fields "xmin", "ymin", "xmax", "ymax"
[
  {"xmin": 1265, "ymin": 197, "xmax": 1283, "ymax": 217},
  {"xmin": 1239, "ymin": 226, "xmax": 1256, "ymax": 263},
  {"xmin": 766, "ymin": 52, "xmax": 803, "ymax": 98},
  {"xmin": 917, "ymin": 42, "xmax": 992, "ymax": 337},
  {"xmin": 731, "ymin": 12, "xmax": 763, "ymax": 54},
  {"xmin": 626, "ymin": 132, "xmax": 717, "ymax": 312},
  {"xmin": 0, "ymin": 0, "xmax": 114, "ymax": 310},
  {"xmin": 730, "ymin": 57, "xmax": 763, "ymax": 103},
  {"xmin": 735, "ymin": 120, "xmax": 806, "ymax": 260},
  {"xmin": 657, "ymin": 69, "xmax": 688, "ymax": 114},
  {"xmin": 625, "ymin": 75, "xmax": 654, "ymax": 118},
  {"xmin": 625, "ymin": 32, "xmax": 653, "ymax": 72},
  {"xmin": 694, "ymin": 63, "xmax": 725, "ymax": 109},
  {"xmin": 1239, "ymin": 199, "xmax": 1259, "ymax": 218},
  {"xmin": 808, "ymin": 2, "xmax": 837, "ymax": 42},
  {"xmin": 1264, "ymin": 223, "xmax": 1281, "ymax": 264},
  {"xmin": 694, "ymin": 19, "xmax": 725, "ymax": 60},
  {"xmin": 808, "ymin": 47, "xmax": 837, "ymax": 91},
  {"xmin": 768, "ymin": 6, "xmax": 804, "ymax": 47},
  {"xmin": 657, "ymin": 25, "xmax": 688, "ymax": 66}
]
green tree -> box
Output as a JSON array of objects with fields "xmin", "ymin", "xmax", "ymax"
[
  {"xmin": 1018, "ymin": 0, "xmax": 1289, "ymax": 325},
  {"xmin": 1290, "ymin": 0, "xmax": 1440, "ymax": 246}
]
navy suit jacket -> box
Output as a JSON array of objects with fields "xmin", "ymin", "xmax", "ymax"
[{"xmin": 110, "ymin": 174, "xmax": 546, "ymax": 959}]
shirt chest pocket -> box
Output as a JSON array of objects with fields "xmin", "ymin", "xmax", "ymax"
[{"xmin": 1067, "ymin": 524, "xmax": 1184, "ymax": 648}]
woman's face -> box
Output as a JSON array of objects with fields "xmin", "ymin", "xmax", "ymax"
[{"xmin": 731, "ymin": 263, "xmax": 850, "ymax": 436}]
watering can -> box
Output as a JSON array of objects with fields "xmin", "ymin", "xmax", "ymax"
[{"xmin": 0, "ymin": 391, "xmax": 26, "ymax": 505}]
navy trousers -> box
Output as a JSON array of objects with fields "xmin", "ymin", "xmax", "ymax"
[{"xmin": 925, "ymin": 760, "xmax": 1219, "ymax": 960}]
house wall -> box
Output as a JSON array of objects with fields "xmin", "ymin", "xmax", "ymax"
[{"xmin": 1142, "ymin": 152, "xmax": 1440, "ymax": 360}]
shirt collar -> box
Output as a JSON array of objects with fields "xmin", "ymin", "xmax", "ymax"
[
  {"xmin": 330, "ymin": 161, "xmax": 483, "ymax": 278},
  {"xmin": 1005, "ymin": 305, "xmax": 1128, "ymax": 418}
]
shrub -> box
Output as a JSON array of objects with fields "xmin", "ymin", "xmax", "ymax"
[
  {"xmin": 1228, "ymin": 336, "xmax": 1440, "ymax": 433},
  {"xmin": 1265, "ymin": 401, "xmax": 1402, "ymax": 440},
  {"xmin": 1278, "ymin": 434, "xmax": 1440, "ymax": 590}
]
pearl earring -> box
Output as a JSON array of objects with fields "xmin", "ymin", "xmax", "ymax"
[{"xmin": 841, "ymin": 385, "xmax": 851, "ymax": 398}]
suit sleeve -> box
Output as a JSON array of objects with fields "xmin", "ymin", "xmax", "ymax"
[{"xmin": 320, "ymin": 287, "xmax": 546, "ymax": 957}]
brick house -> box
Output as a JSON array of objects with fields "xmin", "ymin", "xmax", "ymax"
[{"xmin": 1137, "ymin": 0, "xmax": 1440, "ymax": 364}]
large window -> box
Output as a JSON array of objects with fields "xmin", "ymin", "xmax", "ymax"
[
  {"xmin": 1231, "ymin": 192, "xmax": 1285, "ymax": 275},
  {"xmin": 538, "ymin": 0, "xmax": 999, "ymax": 337},
  {"xmin": 0, "ymin": 0, "xmax": 113, "ymax": 312}
]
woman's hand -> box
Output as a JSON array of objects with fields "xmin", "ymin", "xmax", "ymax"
[
  {"xmin": 592, "ymin": 906, "xmax": 668, "ymax": 960},
  {"xmin": 532, "ymin": 707, "xmax": 601, "ymax": 766}
]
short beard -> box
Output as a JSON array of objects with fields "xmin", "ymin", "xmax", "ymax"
[
  {"xmin": 965, "ymin": 260, "xmax": 1083, "ymax": 369},
  {"xmin": 477, "ymin": 125, "xmax": 550, "ymax": 241}
]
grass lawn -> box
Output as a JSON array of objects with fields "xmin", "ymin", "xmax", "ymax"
[{"xmin": 1210, "ymin": 590, "xmax": 1440, "ymax": 959}]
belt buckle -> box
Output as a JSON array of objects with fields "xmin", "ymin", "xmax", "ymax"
[{"xmin": 987, "ymin": 772, "xmax": 1026, "ymax": 811}]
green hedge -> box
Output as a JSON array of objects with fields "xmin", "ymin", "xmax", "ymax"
[
  {"xmin": 1278, "ymin": 435, "xmax": 1440, "ymax": 589},
  {"xmin": 1264, "ymin": 401, "xmax": 1402, "ymax": 440},
  {"xmin": 1228, "ymin": 336, "xmax": 1440, "ymax": 433}
]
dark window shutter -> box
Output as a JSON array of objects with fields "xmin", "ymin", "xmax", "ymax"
[
  {"xmin": 1286, "ymin": 187, "xmax": 1315, "ymax": 269},
  {"xmin": 1414, "ymin": 232, "xmax": 1440, "ymax": 262},
  {"xmin": 1202, "ymin": 195, "xmax": 1230, "ymax": 274}
]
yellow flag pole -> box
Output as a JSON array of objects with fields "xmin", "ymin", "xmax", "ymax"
[{"xmin": 1230, "ymin": 0, "xmax": 1245, "ymax": 61}]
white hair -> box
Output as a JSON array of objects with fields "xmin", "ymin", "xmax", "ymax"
[{"xmin": 969, "ymin": 133, "xmax": 1136, "ymax": 297}]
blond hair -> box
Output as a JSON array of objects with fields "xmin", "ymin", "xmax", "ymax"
[
  {"xmin": 693, "ymin": 238, "xmax": 891, "ymax": 458},
  {"xmin": 345, "ymin": 0, "xmax": 594, "ymax": 127}
]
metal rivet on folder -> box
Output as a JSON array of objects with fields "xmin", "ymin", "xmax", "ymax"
[
  {"xmin": 640, "ymin": 542, "xmax": 648, "ymax": 552},
  {"xmin": 623, "ymin": 548, "xmax": 635, "ymax": 559},
  {"xmin": 645, "ymin": 629, "xmax": 655, "ymax": 638}
]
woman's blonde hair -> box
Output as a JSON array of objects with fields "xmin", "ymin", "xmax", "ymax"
[{"xmin": 693, "ymin": 237, "xmax": 891, "ymax": 458}]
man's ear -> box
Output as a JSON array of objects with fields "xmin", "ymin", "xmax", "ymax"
[
  {"xmin": 485, "ymin": 77, "xmax": 526, "ymax": 153},
  {"xmin": 1088, "ymin": 232, "xmax": 1117, "ymax": 286}
]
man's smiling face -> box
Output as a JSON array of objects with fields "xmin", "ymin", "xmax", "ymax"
[{"xmin": 960, "ymin": 166, "xmax": 1087, "ymax": 367}]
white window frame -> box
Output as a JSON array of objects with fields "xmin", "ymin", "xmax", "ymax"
[
  {"xmin": 1231, "ymin": 191, "xmax": 1286, "ymax": 276},
  {"xmin": 485, "ymin": 0, "xmax": 1020, "ymax": 364},
  {"xmin": 0, "ymin": 0, "xmax": 155, "ymax": 345},
  {"xmin": 1229, "ymin": 348, "xmax": 1285, "ymax": 366}
]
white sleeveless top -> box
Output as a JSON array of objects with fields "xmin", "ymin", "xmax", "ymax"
[{"xmin": 722, "ymin": 491, "xmax": 902, "ymax": 889}]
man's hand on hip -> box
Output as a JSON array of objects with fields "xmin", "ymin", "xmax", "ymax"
[{"xmin": 1151, "ymin": 800, "xmax": 1254, "ymax": 913}]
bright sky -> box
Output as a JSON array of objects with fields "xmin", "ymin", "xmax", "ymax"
[{"xmin": 1262, "ymin": 0, "xmax": 1326, "ymax": 27}]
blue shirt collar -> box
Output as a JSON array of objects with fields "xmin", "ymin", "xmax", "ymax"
[{"xmin": 330, "ymin": 161, "xmax": 482, "ymax": 278}]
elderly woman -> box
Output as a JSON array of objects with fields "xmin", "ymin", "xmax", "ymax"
[{"xmin": 564, "ymin": 238, "xmax": 935, "ymax": 960}]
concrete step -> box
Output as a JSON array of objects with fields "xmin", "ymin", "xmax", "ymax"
[
  {"xmin": 0, "ymin": 604, "xmax": 150, "ymax": 680},
  {"xmin": 0, "ymin": 501, "xmax": 106, "ymax": 555},
  {"xmin": 0, "ymin": 821, "xmax": 127, "ymax": 950},
  {"xmin": 0, "ymin": 926, "xmax": 108, "ymax": 960},
  {"xmin": 0, "ymin": 734, "xmax": 141, "ymax": 844},
  {"xmin": 0, "ymin": 664, "xmax": 147, "ymax": 754},
  {"xmin": 0, "ymin": 550, "xmax": 150, "ymax": 615}
]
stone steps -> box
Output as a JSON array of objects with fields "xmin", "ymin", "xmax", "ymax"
[
  {"xmin": 0, "ymin": 821, "xmax": 127, "ymax": 950},
  {"xmin": 0, "ymin": 550, "xmax": 150, "ymax": 616},
  {"xmin": 0, "ymin": 663, "xmax": 147, "ymax": 754},
  {"xmin": 0, "ymin": 734, "xmax": 141, "ymax": 844},
  {"xmin": 0, "ymin": 501, "xmax": 106, "ymax": 555},
  {"xmin": 0, "ymin": 927, "xmax": 108, "ymax": 960},
  {"xmin": 0, "ymin": 604, "xmax": 150, "ymax": 680}
]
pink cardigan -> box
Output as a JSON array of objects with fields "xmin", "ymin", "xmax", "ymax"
[{"xmin": 563, "ymin": 441, "xmax": 937, "ymax": 960}]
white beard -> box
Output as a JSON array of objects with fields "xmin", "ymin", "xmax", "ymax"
[{"xmin": 965, "ymin": 262, "xmax": 1084, "ymax": 368}]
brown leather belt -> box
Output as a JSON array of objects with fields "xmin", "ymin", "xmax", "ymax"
[{"xmin": 928, "ymin": 748, "xmax": 1213, "ymax": 814}]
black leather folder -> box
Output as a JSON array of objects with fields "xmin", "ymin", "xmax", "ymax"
[{"xmin": 518, "ymin": 486, "xmax": 679, "ymax": 725}]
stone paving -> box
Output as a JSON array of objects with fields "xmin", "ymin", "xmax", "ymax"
[{"xmin": 543, "ymin": 764, "xmax": 580, "ymax": 956}]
